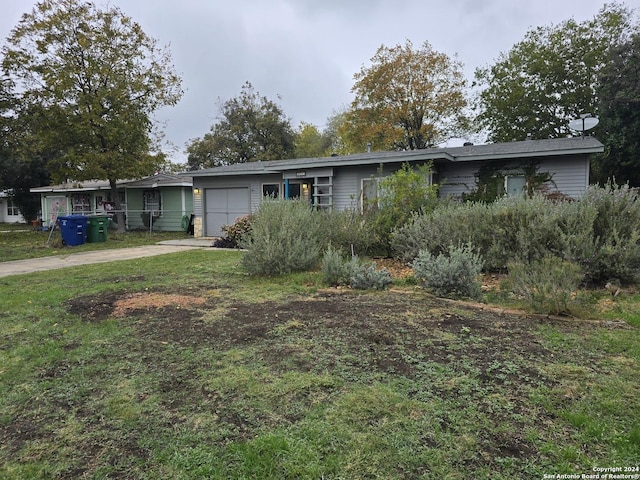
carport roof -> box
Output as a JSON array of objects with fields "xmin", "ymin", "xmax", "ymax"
[
  {"xmin": 183, "ymin": 137, "xmax": 604, "ymax": 178},
  {"xmin": 31, "ymin": 173, "xmax": 192, "ymax": 193}
]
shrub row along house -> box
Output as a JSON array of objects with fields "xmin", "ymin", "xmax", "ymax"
[
  {"xmin": 30, "ymin": 173, "xmax": 193, "ymax": 231},
  {"xmin": 183, "ymin": 137, "xmax": 603, "ymax": 238}
]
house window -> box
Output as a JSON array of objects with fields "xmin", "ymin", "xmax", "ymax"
[
  {"xmin": 143, "ymin": 190, "xmax": 162, "ymax": 216},
  {"xmin": 262, "ymin": 183, "xmax": 280, "ymax": 198},
  {"xmin": 505, "ymin": 175, "xmax": 526, "ymax": 197},
  {"xmin": 361, "ymin": 177, "xmax": 384, "ymax": 212},
  {"xmin": 7, "ymin": 198, "xmax": 19, "ymax": 216},
  {"xmin": 71, "ymin": 194, "xmax": 91, "ymax": 214}
]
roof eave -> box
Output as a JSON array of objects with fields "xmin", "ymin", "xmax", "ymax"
[{"xmin": 454, "ymin": 146, "xmax": 604, "ymax": 162}]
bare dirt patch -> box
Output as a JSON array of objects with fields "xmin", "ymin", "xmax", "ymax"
[
  {"xmin": 111, "ymin": 292, "xmax": 207, "ymax": 318},
  {"xmin": 64, "ymin": 290, "xmax": 208, "ymax": 323}
]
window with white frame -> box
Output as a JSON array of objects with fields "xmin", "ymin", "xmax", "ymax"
[
  {"xmin": 7, "ymin": 198, "xmax": 19, "ymax": 216},
  {"xmin": 313, "ymin": 176, "xmax": 333, "ymax": 211},
  {"xmin": 143, "ymin": 190, "xmax": 162, "ymax": 216}
]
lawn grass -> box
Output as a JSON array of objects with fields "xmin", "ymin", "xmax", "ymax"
[
  {"xmin": 1, "ymin": 249, "xmax": 639, "ymax": 479},
  {"xmin": 0, "ymin": 222, "xmax": 192, "ymax": 262}
]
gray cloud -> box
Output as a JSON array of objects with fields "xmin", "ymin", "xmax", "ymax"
[{"xmin": 1, "ymin": 0, "xmax": 636, "ymax": 162}]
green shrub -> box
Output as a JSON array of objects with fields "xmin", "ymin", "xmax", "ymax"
[
  {"xmin": 321, "ymin": 245, "xmax": 350, "ymax": 286},
  {"xmin": 240, "ymin": 199, "xmax": 323, "ymax": 276},
  {"xmin": 506, "ymin": 256, "xmax": 583, "ymax": 315},
  {"xmin": 320, "ymin": 208, "xmax": 380, "ymax": 257},
  {"xmin": 569, "ymin": 183, "xmax": 640, "ymax": 284},
  {"xmin": 321, "ymin": 248, "xmax": 392, "ymax": 290},
  {"xmin": 412, "ymin": 244, "xmax": 483, "ymax": 299},
  {"xmin": 348, "ymin": 258, "xmax": 393, "ymax": 290},
  {"xmin": 392, "ymin": 201, "xmax": 492, "ymax": 263}
]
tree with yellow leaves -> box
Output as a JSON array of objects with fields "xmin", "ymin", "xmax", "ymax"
[{"xmin": 344, "ymin": 39, "xmax": 468, "ymax": 152}]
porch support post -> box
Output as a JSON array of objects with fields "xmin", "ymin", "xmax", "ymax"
[{"xmin": 284, "ymin": 179, "xmax": 290, "ymax": 199}]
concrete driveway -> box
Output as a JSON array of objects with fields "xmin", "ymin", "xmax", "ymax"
[{"xmin": 0, "ymin": 239, "xmax": 217, "ymax": 278}]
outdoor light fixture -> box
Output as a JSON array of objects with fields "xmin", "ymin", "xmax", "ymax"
[{"xmin": 193, "ymin": 187, "xmax": 200, "ymax": 194}]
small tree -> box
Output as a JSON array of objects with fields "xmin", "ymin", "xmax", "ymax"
[{"xmin": 365, "ymin": 162, "xmax": 439, "ymax": 255}]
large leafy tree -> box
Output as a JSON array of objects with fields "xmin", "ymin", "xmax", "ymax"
[
  {"xmin": 595, "ymin": 33, "xmax": 640, "ymax": 185},
  {"xmin": 186, "ymin": 82, "xmax": 296, "ymax": 169},
  {"xmin": 346, "ymin": 40, "xmax": 468, "ymax": 151},
  {"xmin": 2, "ymin": 0, "xmax": 182, "ymax": 230},
  {"xmin": 474, "ymin": 4, "xmax": 634, "ymax": 142}
]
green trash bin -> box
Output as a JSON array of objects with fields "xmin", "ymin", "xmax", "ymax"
[{"xmin": 87, "ymin": 215, "xmax": 108, "ymax": 243}]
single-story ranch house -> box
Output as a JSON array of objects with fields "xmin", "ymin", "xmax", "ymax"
[
  {"xmin": 184, "ymin": 137, "xmax": 603, "ymax": 238},
  {"xmin": 31, "ymin": 173, "xmax": 193, "ymax": 232}
]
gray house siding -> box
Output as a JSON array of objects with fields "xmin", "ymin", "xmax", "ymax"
[
  {"xmin": 438, "ymin": 155, "xmax": 590, "ymax": 199},
  {"xmin": 537, "ymin": 156, "xmax": 589, "ymax": 197},
  {"xmin": 333, "ymin": 167, "xmax": 361, "ymax": 211},
  {"xmin": 438, "ymin": 163, "xmax": 478, "ymax": 198}
]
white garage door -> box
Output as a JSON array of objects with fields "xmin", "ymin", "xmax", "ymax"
[{"xmin": 205, "ymin": 187, "xmax": 251, "ymax": 237}]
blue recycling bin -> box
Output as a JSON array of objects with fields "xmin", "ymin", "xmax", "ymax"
[{"xmin": 58, "ymin": 215, "xmax": 88, "ymax": 246}]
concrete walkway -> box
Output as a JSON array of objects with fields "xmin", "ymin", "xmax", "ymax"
[{"xmin": 0, "ymin": 238, "xmax": 218, "ymax": 278}]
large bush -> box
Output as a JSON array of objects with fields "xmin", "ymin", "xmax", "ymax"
[
  {"xmin": 412, "ymin": 244, "xmax": 483, "ymax": 299},
  {"xmin": 392, "ymin": 201, "xmax": 493, "ymax": 263},
  {"xmin": 240, "ymin": 199, "xmax": 324, "ymax": 275}
]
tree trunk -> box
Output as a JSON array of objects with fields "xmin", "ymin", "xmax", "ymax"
[{"xmin": 109, "ymin": 178, "xmax": 126, "ymax": 233}]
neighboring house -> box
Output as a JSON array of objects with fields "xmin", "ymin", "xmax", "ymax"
[
  {"xmin": 184, "ymin": 137, "xmax": 604, "ymax": 238},
  {"xmin": 123, "ymin": 174, "xmax": 194, "ymax": 231},
  {"xmin": 30, "ymin": 173, "xmax": 193, "ymax": 232},
  {"xmin": 0, "ymin": 190, "xmax": 25, "ymax": 223}
]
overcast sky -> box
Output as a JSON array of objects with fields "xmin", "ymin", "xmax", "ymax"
[{"xmin": 2, "ymin": 0, "xmax": 639, "ymax": 163}]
